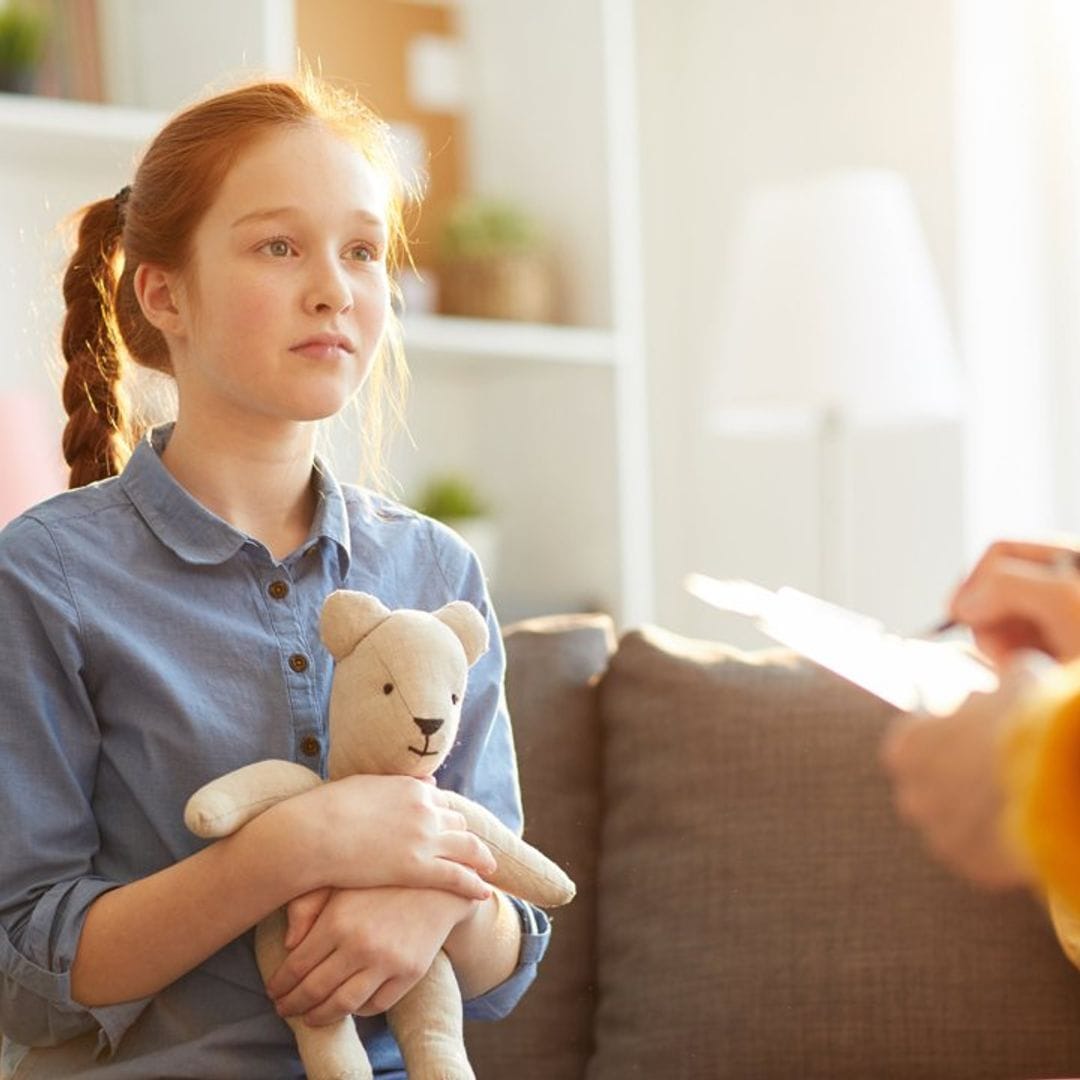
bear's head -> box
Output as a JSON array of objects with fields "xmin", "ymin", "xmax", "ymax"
[{"xmin": 319, "ymin": 590, "xmax": 489, "ymax": 779}]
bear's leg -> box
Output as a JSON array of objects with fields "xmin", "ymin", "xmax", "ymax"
[
  {"xmin": 255, "ymin": 908, "xmax": 373, "ymax": 1080},
  {"xmin": 387, "ymin": 950, "xmax": 475, "ymax": 1080}
]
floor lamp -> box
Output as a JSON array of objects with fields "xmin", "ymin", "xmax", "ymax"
[{"xmin": 708, "ymin": 170, "xmax": 963, "ymax": 606}]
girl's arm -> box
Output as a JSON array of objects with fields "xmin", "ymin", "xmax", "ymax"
[
  {"xmin": 440, "ymin": 888, "xmax": 521, "ymax": 1000},
  {"xmin": 72, "ymin": 775, "xmax": 495, "ymax": 1007}
]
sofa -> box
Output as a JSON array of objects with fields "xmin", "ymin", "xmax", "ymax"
[{"xmin": 465, "ymin": 613, "xmax": 1080, "ymax": 1080}]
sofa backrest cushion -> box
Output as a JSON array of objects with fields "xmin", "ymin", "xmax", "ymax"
[
  {"xmin": 588, "ymin": 626, "xmax": 1080, "ymax": 1080},
  {"xmin": 466, "ymin": 613, "xmax": 614, "ymax": 1080}
]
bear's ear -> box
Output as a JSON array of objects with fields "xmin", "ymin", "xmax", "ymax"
[
  {"xmin": 320, "ymin": 591, "xmax": 390, "ymax": 660},
  {"xmin": 435, "ymin": 601, "xmax": 489, "ymax": 667}
]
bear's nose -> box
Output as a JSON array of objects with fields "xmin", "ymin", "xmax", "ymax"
[{"xmin": 414, "ymin": 717, "xmax": 443, "ymax": 737}]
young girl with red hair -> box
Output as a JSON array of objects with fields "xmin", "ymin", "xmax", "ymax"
[{"xmin": 0, "ymin": 75, "xmax": 547, "ymax": 1078}]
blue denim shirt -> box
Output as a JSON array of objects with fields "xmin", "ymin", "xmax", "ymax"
[{"xmin": 0, "ymin": 425, "xmax": 549, "ymax": 1079}]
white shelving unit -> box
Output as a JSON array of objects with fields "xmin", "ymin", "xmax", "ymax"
[
  {"xmin": 1, "ymin": 0, "xmax": 653, "ymax": 627},
  {"xmin": 402, "ymin": 315, "xmax": 616, "ymax": 367}
]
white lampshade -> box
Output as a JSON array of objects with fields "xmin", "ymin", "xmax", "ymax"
[
  {"xmin": 0, "ymin": 391, "xmax": 66, "ymax": 529},
  {"xmin": 709, "ymin": 170, "xmax": 962, "ymax": 430}
]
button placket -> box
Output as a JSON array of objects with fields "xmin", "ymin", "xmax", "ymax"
[{"xmin": 259, "ymin": 561, "xmax": 325, "ymax": 767}]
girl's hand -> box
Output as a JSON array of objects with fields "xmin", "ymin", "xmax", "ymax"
[
  {"xmin": 948, "ymin": 539, "xmax": 1080, "ymax": 665},
  {"xmin": 266, "ymin": 886, "xmax": 480, "ymax": 1026},
  {"xmin": 285, "ymin": 775, "xmax": 496, "ymax": 900}
]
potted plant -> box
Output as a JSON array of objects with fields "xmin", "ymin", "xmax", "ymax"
[
  {"xmin": 0, "ymin": 2, "xmax": 48, "ymax": 95},
  {"xmin": 415, "ymin": 473, "xmax": 499, "ymax": 584},
  {"xmin": 437, "ymin": 197, "xmax": 556, "ymax": 322}
]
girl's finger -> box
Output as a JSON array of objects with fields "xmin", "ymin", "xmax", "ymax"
[
  {"xmin": 424, "ymin": 860, "xmax": 492, "ymax": 901},
  {"xmin": 303, "ymin": 969, "xmax": 384, "ymax": 1028},
  {"xmin": 266, "ymin": 934, "xmax": 335, "ymax": 1001},
  {"xmin": 355, "ymin": 973, "xmax": 414, "ymax": 1017},
  {"xmin": 285, "ymin": 887, "xmax": 333, "ymax": 950},
  {"xmin": 436, "ymin": 808, "xmax": 470, "ymax": 833},
  {"xmin": 437, "ymin": 831, "xmax": 496, "ymax": 877},
  {"xmin": 274, "ymin": 950, "xmax": 354, "ymax": 1018}
]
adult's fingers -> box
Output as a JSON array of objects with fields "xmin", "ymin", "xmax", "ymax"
[
  {"xmin": 953, "ymin": 560, "xmax": 1080, "ymax": 661},
  {"xmin": 959, "ymin": 539, "xmax": 1079, "ymax": 590}
]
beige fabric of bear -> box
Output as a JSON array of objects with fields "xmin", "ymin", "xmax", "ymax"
[{"xmin": 184, "ymin": 590, "xmax": 574, "ymax": 1080}]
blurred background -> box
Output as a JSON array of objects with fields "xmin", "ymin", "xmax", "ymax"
[{"xmin": 2, "ymin": 0, "xmax": 1076, "ymax": 644}]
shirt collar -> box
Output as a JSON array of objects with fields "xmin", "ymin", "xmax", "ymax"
[{"xmin": 120, "ymin": 424, "xmax": 353, "ymax": 573}]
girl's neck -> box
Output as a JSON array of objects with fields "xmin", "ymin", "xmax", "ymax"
[{"xmin": 160, "ymin": 414, "xmax": 320, "ymax": 563}]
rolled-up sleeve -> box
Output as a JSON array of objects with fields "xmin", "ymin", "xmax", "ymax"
[
  {"xmin": 0, "ymin": 517, "xmax": 148, "ymax": 1053},
  {"xmin": 462, "ymin": 896, "xmax": 550, "ymax": 1021},
  {"xmin": 427, "ymin": 520, "xmax": 553, "ymax": 1021}
]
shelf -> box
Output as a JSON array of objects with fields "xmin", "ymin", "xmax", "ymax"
[
  {"xmin": 401, "ymin": 314, "xmax": 617, "ymax": 366},
  {"xmin": 0, "ymin": 93, "xmax": 162, "ymax": 161}
]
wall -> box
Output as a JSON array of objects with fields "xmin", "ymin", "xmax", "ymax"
[{"xmin": 636, "ymin": 0, "xmax": 963, "ymax": 643}]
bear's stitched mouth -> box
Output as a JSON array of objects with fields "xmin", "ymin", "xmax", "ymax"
[{"xmin": 408, "ymin": 735, "xmax": 439, "ymax": 758}]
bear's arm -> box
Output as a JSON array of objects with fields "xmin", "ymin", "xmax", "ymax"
[
  {"xmin": 441, "ymin": 789, "xmax": 575, "ymax": 908},
  {"xmin": 185, "ymin": 760, "xmax": 322, "ymax": 838}
]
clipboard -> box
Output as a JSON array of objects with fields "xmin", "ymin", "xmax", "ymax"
[{"xmin": 685, "ymin": 573, "xmax": 998, "ymax": 715}]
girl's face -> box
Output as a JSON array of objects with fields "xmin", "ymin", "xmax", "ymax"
[{"xmin": 171, "ymin": 123, "xmax": 392, "ymax": 433}]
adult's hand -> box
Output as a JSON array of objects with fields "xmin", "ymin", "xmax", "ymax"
[
  {"xmin": 880, "ymin": 655, "xmax": 1046, "ymax": 889},
  {"xmin": 948, "ymin": 539, "xmax": 1080, "ymax": 666}
]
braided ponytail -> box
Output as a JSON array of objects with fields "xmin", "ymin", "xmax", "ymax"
[{"xmin": 60, "ymin": 190, "xmax": 137, "ymax": 489}]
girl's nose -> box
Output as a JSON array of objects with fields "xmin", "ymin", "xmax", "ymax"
[{"xmin": 304, "ymin": 258, "xmax": 352, "ymax": 315}]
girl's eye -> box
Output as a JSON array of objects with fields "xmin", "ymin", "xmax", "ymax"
[
  {"xmin": 261, "ymin": 238, "xmax": 294, "ymax": 258},
  {"xmin": 348, "ymin": 243, "xmax": 378, "ymax": 263},
  {"xmin": 383, "ymin": 683, "xmax": 394, "ymax": 695}
]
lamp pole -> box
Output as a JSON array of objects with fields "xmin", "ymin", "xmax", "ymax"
[{"xmin": 818, "ymin": 406, "xmax": 851, "ymax": 607}]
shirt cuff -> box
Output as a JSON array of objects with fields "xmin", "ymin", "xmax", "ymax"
[
  {"xmin": 1, "ymin": 877, "xmax": 152, "ymax": 1054},
  {"xmin": 462, "ymin": 898, "xmax": 551, "ymax": 1022}
]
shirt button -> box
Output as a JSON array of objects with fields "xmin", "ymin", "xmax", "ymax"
[
  {"xmin": 268, "ymin": 580, "xmax": 289, "ymax": 600},
  {"xmin": 299, "ymin": 735, "xmax": 320, "ymax": 757},
  {"xmin": 289, "ymin": 653, "xmax": 309, "ymax": 674}
]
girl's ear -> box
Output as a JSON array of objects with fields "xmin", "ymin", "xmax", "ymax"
[{"xmin": 133, "ymin": 263, "xmax": 185, "ymax": 337}]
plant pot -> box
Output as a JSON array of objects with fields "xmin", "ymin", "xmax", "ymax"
[
  {"xmin": 0, "ymin": 66, "xmax": 36, "ymax": 94},
  {"xmin": 438, "ymin": 252, "xmax": 555, "ymax": 322}
]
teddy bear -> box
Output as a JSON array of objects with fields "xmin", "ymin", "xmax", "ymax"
[{"xmin": 184, "ymin": 589, "xmax": 575, "ymax": 1080}]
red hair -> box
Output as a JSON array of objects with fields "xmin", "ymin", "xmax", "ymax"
[{"xmin": 60, "ymin": 74, "xmax": 412, "ymax": 489}]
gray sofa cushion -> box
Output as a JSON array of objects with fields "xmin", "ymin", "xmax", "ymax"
[
  {"xmin": 467, "ymin": 613, "xmax": 614, "ymax": 1080},
  {"xmin": 590, "ymin": 626, "xmax": 1080, "ymax": 1080}
]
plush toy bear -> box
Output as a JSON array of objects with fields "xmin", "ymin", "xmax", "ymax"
[{"xmin": 184, "ymin": 590, "xmax": 575, "ymax": 1080}]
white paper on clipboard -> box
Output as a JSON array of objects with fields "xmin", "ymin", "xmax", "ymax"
[{"xmin": 684, "ymin": 573, "xmax": 998, "ymax": 715}]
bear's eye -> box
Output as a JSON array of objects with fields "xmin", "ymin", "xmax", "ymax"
[
  {"xmin": 383, "ymin": 683, "xmax": 394, "ymax": 695},
  {"xmin": 451, "ymin": 693, "xmax": 460, "ymax": 705}
]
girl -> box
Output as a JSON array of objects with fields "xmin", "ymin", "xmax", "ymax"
[{"xmin": 0, "ymin": 75, "xmax": 549, "ymax": 1078}]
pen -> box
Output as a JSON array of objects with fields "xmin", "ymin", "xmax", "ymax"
[{"xmin": 930, "ymin": 548, "xmax": 1080, "ymax": 635}]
